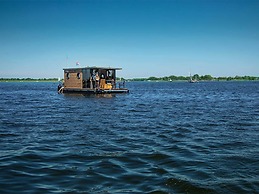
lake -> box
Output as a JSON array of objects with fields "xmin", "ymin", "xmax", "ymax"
[{"xmin": 0, "ymin": 81, "xmax": 258, "ymax": 193}]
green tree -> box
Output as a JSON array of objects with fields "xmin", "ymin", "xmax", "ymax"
[
  {"xmin": 193, "ymin": 74, "xmax": 200, "ymax": 80},
  {"xmin": 201, "ymin": 75, "xmax": 213, "ymax": 80}
]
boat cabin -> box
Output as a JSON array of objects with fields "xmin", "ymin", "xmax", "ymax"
[{"xmin": 59, "ymin": 66, "xmax": 129, "ymax": 94}]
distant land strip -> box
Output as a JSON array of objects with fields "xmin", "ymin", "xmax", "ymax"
[
  {"xmin": 0, "ymin": 78, "xmax": 58, "ymax": 82},
  {"xmin": 124, "ymin": 75, "xmax": 259, "ymax": 81},
  {"xmin": 0, "ymin": 75, "xmax": 258, "ymax": 82}
]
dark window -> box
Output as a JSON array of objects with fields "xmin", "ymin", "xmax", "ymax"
[
  {"xmin": 66, "ymin": 72, "xmax": 70, "ymax": 79},
  {"xmin": 77, "ymin": 73, "xmax": 81, "ymax": 79}
]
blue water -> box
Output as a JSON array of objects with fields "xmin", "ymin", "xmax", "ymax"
[{"xmin": 0, "ymin": 81, "xmax": 258, "ymax": 193}]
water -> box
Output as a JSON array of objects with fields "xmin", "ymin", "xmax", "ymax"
[{"xmin": 0, "ymin": 81, "xmax": 258, "ymax": 193}]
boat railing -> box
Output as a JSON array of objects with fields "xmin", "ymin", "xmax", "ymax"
[{"xmin": 118, "ymin": 81, "xmax": 126, "ymax": 88}]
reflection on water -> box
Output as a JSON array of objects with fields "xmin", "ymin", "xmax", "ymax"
[{"xmin": 0, "ymin": 81, "xmax": 258, "ymax": 193}]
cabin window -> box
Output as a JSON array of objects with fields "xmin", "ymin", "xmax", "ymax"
[
  {"xmin": 77, "ymin": 73, "xmax": 81, "ymax": 79},
  {"xmin": 107, "ymin": 70, "xmax": 113, "ymax": 78},
  {"xmin": 66, "ymin": 72, "xmax": 70, "ymax": 79}
]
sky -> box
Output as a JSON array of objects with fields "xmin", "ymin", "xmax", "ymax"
[{"xmin": 0, "ymin": 0, "xmax": 258, "ymax": 79}]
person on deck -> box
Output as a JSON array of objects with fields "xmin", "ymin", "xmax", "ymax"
[
  {"xmin": 95, "ymin": 72, "xmax": 100, "ymax": 89},
  {"xmin": 92, "ymin": 73, "xmax": 96, "ymax": 88}
]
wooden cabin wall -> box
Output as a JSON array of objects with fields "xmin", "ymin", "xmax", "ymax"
[{"xmin": 64, "ymin": 72, "xmax": 82, "ymax": 88}]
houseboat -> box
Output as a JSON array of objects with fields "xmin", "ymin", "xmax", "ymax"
[{"xmin": 58, "ymin": 66, "xmax": 129, "ymax": 94}]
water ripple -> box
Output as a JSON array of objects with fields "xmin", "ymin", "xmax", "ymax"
[{"xmin": 0, "ymin": 81, "xmax": 258, "ymax": 193}]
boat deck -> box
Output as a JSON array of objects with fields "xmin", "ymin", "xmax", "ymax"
[{"xmin": 63, "ymin": 88, "xmax": 129, "ymax": 94}]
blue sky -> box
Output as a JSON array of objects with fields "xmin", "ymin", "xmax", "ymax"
[{"xmin": 0, "ymin": 0, "xmax": 258, "ymax": 78}]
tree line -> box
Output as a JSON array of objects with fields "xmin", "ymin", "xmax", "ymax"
[
  {"xmin": 123, "ymin": 75, "xmax": 259, "ymax": 82},
  {"xmin": 1, "ymin": 75, "xmax": 258, "ymax": 82},
  {"xmin": 0, "ymin": 78, "xmax": 59, "ymax": 82}
]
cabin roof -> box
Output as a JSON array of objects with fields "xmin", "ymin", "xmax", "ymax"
[{"xmin": 63, "ymin": 66, "xmax": 122, "ymax": 71}]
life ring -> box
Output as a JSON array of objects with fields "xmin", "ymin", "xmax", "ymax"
[{"xmin": 58, "ymin": 85, "xmax": 64, "ymax": 94}]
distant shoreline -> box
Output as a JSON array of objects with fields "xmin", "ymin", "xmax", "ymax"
[
  {"xmin": 0, "ymin": 78, "xmax": 59, "ymax": 82},
  {"xmin": 125, "ymin": 75, "xmax": 259, "ymax": 82},
  {"xmin": 0, "ymin": 75, "xmax": 258, "ymax": 82}
]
